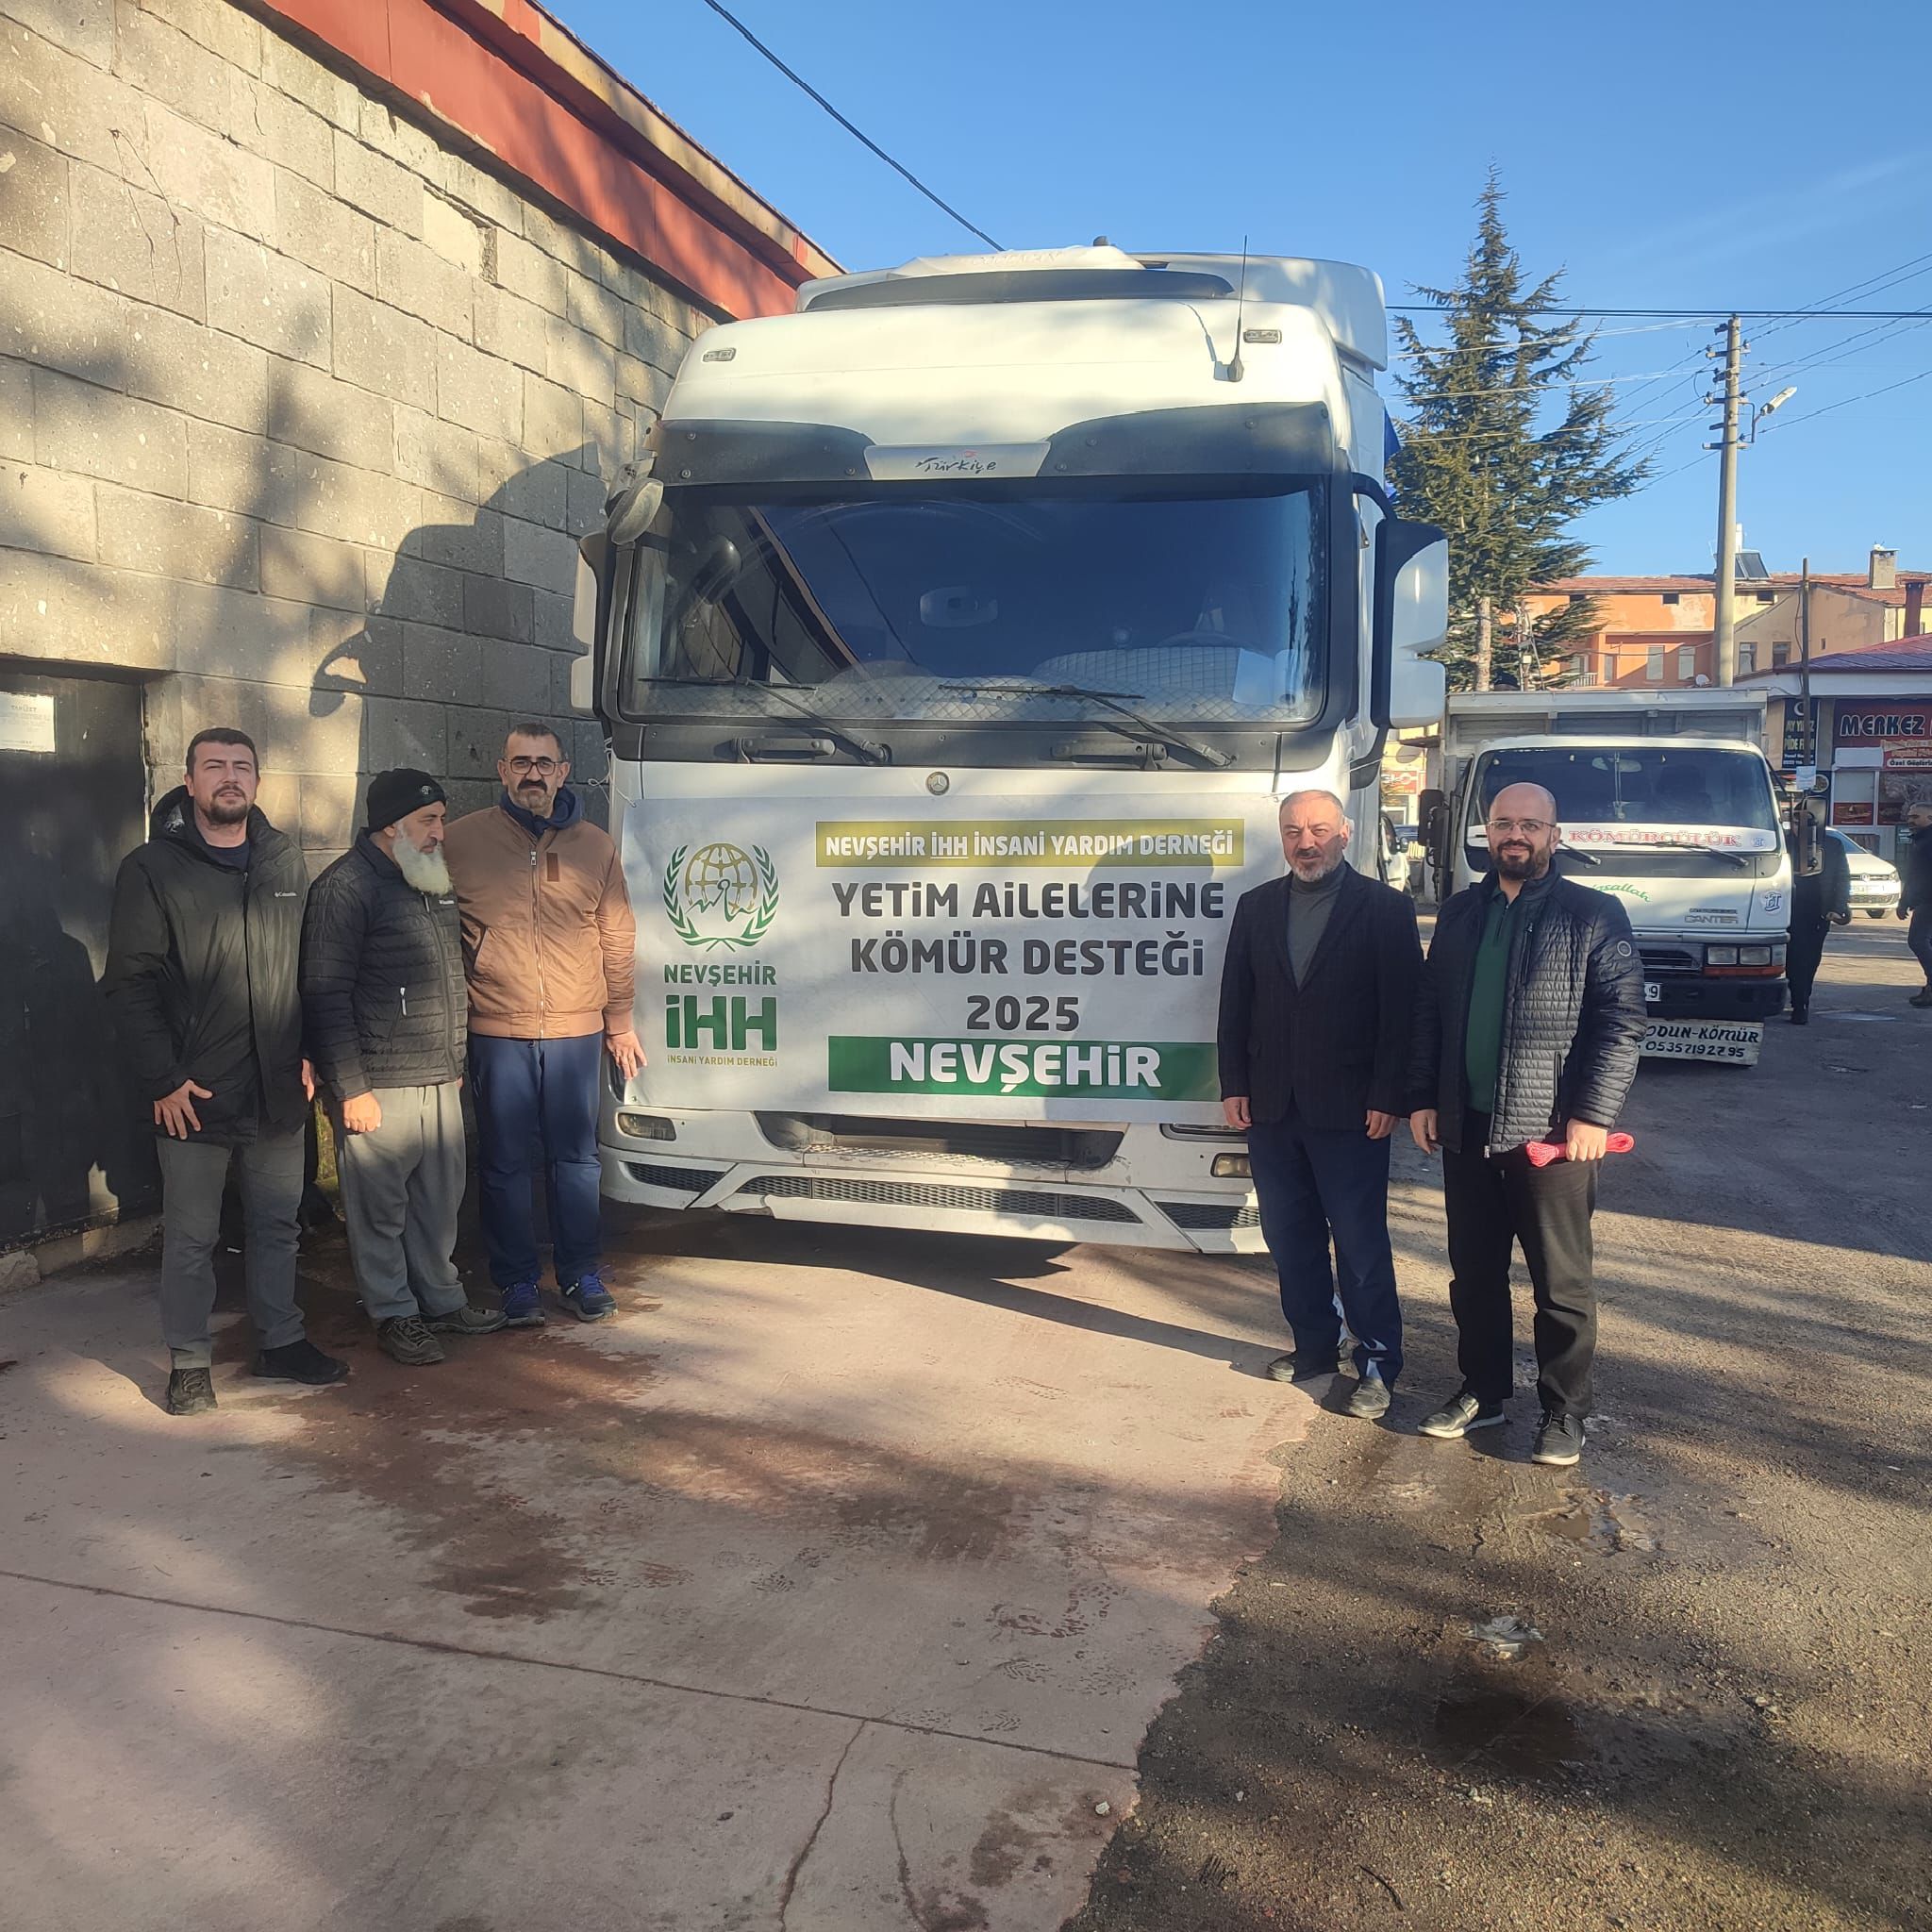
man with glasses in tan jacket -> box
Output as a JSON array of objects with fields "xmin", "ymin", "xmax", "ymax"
[{"xmin": 442, "ymin": 724, "xmax": 643, "ymax": 1326}]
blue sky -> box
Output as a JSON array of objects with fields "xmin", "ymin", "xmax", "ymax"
[{"xmin": 558, "ymin": 0, "xmax": 1932, "ymax": 577}]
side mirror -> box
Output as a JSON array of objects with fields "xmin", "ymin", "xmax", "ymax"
[
  {"xmin": 1789, "ymin": 797, "xmax": 1823, "ymax": 877},
  {"xmin": 606, "ymin": 470, "xmax": 662, "ymax": 547},
  {"xmin": 1373, "ymin": 520, "xmax": 1449, "ymax": 728},
  {"xmin": 1419, "ymin": 787, "xmax": 1449, "ymax": 881},
  {"xmin": 569, "ymin": 534, "xmax": 606, "ymax": 714}
]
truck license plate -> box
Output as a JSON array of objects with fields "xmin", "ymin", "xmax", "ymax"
[{"xmin": 1642, "ymin": 979, "xmax": 1661, "ymax": 1003}]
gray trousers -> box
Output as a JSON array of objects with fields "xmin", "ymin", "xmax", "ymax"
[
  {"xmin": 157, "ymin": 1127, "xmax": 306, "ymax": 1369},
  {"xmin": 336, "ymin": 1082, "xmax": 467, "ymax": 1323}
]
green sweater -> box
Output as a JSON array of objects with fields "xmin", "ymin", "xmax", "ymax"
[{"xmin": 1463, "ymin": 889, "xmax": 1524, "ymax": 1114}]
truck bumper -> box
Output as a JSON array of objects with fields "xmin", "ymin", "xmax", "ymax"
[
  {"xmin": 597, "ymin": 1145, "xmax": 1268, "ymax": 1256},
  {"xmin": 1648, "ymin": 977, "xmax": 1786, "ymax": 1022}
]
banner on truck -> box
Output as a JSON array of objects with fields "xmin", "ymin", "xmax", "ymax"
[{"xmin": 629, "ymin": 795, "xmax": 1278, "ymax": 1122}]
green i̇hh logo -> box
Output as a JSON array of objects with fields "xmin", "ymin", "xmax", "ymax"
[{"xmin": 661, "ymin": 841, "xmax": 780, "ymax": 950}]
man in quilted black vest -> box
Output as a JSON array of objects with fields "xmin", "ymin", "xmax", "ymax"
[
  {"xmin": 302, "ymin": 769, "xmax": 507, "ymax": 1366},
  {"xmin": 1407, "ymin": 781, "xmax": 1646, "ymax": 1468}
]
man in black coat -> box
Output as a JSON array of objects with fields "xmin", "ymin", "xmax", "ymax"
[
  {"xmin": 103, "ymin": 727, "xmax": 348, "ymax": 1415},
  {"xmin": 1407, "ymin": 781, "xmax": 1646, "ymax": 1467},
  {"xmin": 1899, "ymin": 803, "xmax": 1932, "ymax": 1007},
  {"xmin": 1218, "ymin": 789, "xmax": 1423, "ymax": 1420},
  {"xmin": 302, "ymin": 769, "xmax": 505, "ymax": 1367},
  {"xmin": 1785, "ymin": 818, "xmax": 1850, "ymax": 1024}
]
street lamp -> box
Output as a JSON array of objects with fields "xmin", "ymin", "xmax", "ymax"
[{"xmin": 1747, "ymin": 386, "xmax": 1797, "ymax": 443}]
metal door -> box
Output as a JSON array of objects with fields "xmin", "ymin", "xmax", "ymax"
[{"xmin": 0, "ymin": 668, "xmax": 159, "ymax": 1246}]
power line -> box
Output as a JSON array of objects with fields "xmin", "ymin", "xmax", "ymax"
[
  {"xmin": 1771, "ymin": 364, "xmax": 1932, "ymax": 430},
  {"xmin": 695, "ymin": 0, "xmax": 1003, "ymax": 250},
  {"xmin": 1392, "ymin": 305, "xmax": 1932, "ymax": 320},
  {"xmin": 1748, "ymin": 249, "xmax": 1932, "ymax": 347}
]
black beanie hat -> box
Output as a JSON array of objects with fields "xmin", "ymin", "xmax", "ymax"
[{"xmin": 366, "ymin": 768, "xmax": 446, "ymax": 832}]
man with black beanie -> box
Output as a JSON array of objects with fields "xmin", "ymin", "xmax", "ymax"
[
  {"xmin": 302, "ymin": 769, "xmax": 506, "ymax": 1365},
  {"xmin": 105, "ymin": 727, "xmax": 349, "ymax": 1415}
]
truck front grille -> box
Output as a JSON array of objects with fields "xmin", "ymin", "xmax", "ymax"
[
  {"xmin": 622, "ymin": 1160, "xmax": 724, "ymax": 1194},
  {"xmin": 1158, "ymin": 1200, "xmax": 1262, "ymax": 1232},
  {"xmin": 733, "ymin": 1174, "xmax": 1140, "ymax": 1224},
  {"xmin": 1639, "ymin": 945, "xmax": 1701, "ymax": 976}
]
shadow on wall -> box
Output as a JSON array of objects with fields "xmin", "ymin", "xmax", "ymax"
[
  {"xmin": 308, "ymin": 444, "xmax": 609, "ymax": 854},
  {"xmin": 0, "ymin": 824, "xmax": 158, "ymax": 1248}
]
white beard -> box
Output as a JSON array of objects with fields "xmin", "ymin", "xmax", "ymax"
[{"xmin": 394, "ymin": 839, "xmax": 452, "ymax": 895}]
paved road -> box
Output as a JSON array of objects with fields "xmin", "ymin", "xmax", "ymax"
[
  {"xmin": 1068, "ymin": 917, "xmax": 1932, "ymax": 1932},
  {"xmin": 2, "ymin": 921, "xmax": 1926, "ymax": 1930},
  {"xmin": 0, "ymin": 1146, "xmax": 1312, "ymax": 1927}
]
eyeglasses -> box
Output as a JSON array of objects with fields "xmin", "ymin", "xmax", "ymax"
[
  {"xmin": 507, "ymin": 757, "xmax": 560, "ymax": 775},
  {"xmin": 1486, "ymin": 818, "xmax": 1552, "ymax": 836}
]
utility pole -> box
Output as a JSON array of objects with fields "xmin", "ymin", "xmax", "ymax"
[
  {"xmin": 1474, "ymin": 594, "xmax": 1493, "ymax": 693},
  {"xmin": 1798, "ymin": 556, "xmax": 1813, "ymax": 774},
  {"xmin": 1711, "ymin": 314, "xmax": 1743, "ymax": 687}
]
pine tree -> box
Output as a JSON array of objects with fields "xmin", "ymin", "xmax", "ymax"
[{"xmin": 1390, "ymin": 170, "xmax": 1647, "ymax": 691}]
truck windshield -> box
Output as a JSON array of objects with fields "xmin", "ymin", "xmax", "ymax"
[
  {"xmin": 1469, "ymin": 746, "xmax": 1781, "ymax": 849},
  {"xmin": 619, "ymin": 482, "xmax": 1326, "ymax": 730}
]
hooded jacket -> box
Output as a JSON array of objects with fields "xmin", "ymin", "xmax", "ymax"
[
  {"xmin": 441, "ymin": 789, "xmax": 638, "ymax": 1040},
  {"xmin": 102, "ymin": 788, "xmax": 309, "ymax": 1143},
  {"xmin": 1407, "ymin": 867, "xmax": 1647, "ymax": 1156},
  {"xmin": 300, "ymin": 835, "xmax": 467, "ymax": 1099}
]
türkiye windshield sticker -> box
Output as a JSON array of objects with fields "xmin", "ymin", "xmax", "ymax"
[{"xmin": 630, "ymin": 801, "xmax": 1276, "ymax": 1121}]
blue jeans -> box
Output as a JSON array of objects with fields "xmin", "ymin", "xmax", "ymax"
[
  {"xmin": 470, "ymin": 1034, "xmax": 605, "ymax": 1290},
  {"xmin": 1247, "ymin": 1109, "xmax": 1403, "ymax": 1380}
]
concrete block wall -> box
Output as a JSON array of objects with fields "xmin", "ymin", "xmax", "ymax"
[{"xmin": 0, "ymin": 0, "xmax": 719, "ymax": 868}]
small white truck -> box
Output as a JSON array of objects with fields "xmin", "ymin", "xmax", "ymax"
[{"xmin": 1426, "ymin": 690, "xmax": 1790, "ymax": 1066}]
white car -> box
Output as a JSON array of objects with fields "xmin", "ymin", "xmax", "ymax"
[{"xmin": 1827, "ymin": 827, "xmax": 1902, "ymax": 918}]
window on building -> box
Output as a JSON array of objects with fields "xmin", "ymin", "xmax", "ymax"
[
  {"xmin": 1661, "ymin": 591, "xmax": 1680, "ymax": 605},
  {"xmin": 1646, "ymin": 646, "xmax": 1664, "ymax": 681},
  {"xmin": 1567, "ymin": 591, "xmax": 1588, "ymax": 604},
  {"xmin": 1757, "ymin": 591, "xmax": 1775, "ymax": 603},
  {"xmin": 1773, "ymin": 641, "xmax": 1791, "ymax": 667},
  {"xmin": 1677, "ymin": 646, "xmax": 1696, "ymax": 680},
  {"xmin": 1739, "ymin": 642, "xmax": 1757, "ymax": 674}
]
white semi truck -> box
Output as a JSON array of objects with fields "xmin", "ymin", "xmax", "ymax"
[
  {"xmin": 573, "ymin": 243, "xmax": 1448, "ymax": 1250},
  {"xmin": 1427, "ymin": 690, "xmax": 1790, "ymax": 1065}
]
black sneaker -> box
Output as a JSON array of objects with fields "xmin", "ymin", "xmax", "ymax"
[
  {"xmin": 1911, "ymin": 988, "xmax": 1932, "ymax": 1008},
  {"xmin": 1789, "ymin": 1004, "xmax": 1809, "ymax": 1025},
  {"xmin": 1266, "ymin": 1352, "xmax": 1343, "ymax": 1384},
  {"xmin": 1532, "ymin": 1409, "xmax": 1585, "ymax": 1466},
  {"xmin": 166, "ymin": 1366, "xmax": 217, "ymax": 1415},
  {"xmin": 1345, "ymin": 1365, "xmax": 1392, "ymax": 1420},
  {"xmin": 377, "ymin": 1316, "xmax": 446, "ymax": 1366},
  {"xmin": 422, "ymin": 1303, "xmax": 508, "ymax": 1338},
  {"xmin": 560, "ymin": 1273, "xmax": 617, "ymax": 1323},
  {"xmin": 253, "ymin": 1339, "xmax": 350, "ymax": 1385},
  {"xmin": 1418, "ymin": 1390, "xmax": 1507, "ymax": 1440}
]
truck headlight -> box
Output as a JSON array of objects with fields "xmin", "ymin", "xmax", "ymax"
[
  {"xmin": 615, "ymin": 1111, "xmax": 676, "ymax": 1141},
  {"xmin": 1706, "ymin": 945, "xmax": 1739, "ymax": 965},
  {"xmin": 1211, "ymin": 1153, "xmax": 1252, "ymax": 1179},
  {"xmin": 1739, "ymin": 944, "xmax": 1773, "ymax": 966}
]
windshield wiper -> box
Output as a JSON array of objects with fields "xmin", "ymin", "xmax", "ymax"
[
  {"xmin": 1629, "ymin": 838, "xmax": 1750, "ymax": 869},
  {"xmin": 937, "ymin": 681, "xmax": 1235, "ymax": 770},
  {"xmin": 1557, "ymin": 841, "xmax": 1601, "ymax": 868},
  {"xmin": 642, "ymin": 676, "xmax": 889, "ymax": 764}
]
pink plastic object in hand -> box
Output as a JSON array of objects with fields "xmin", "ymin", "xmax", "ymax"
[{"xmin": 1524, "ymin": 1132, "xmax": 1635, "ymax": 1168}]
